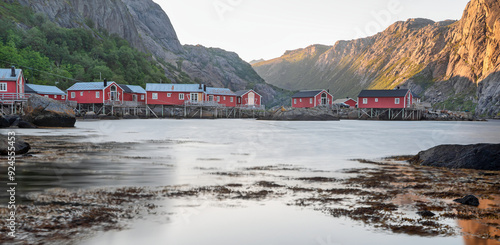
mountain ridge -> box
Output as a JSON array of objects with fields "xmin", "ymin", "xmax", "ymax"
[{"xmin": 253, "ymin": 0, "xmax": 500, "ymax": 116}]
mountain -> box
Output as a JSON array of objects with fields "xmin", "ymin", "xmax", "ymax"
[
  {"xmin": 253, "ymin": 0, "xmax": 500, "ymax": 117},
  {"xmin": 16, "ymin": 0, "xmax": 280, "ymax": 105}
]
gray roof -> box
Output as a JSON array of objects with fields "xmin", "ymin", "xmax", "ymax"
[
  {"xmin": 119, "ymin": 84, "xmax": 133, "ymax": 93},
  {"xmin": 125, "ymin": 85, "xmax": 146, "ymax": 94},
  {"xmin": 67, "ymin": 82, "xmax": 119, "ymax": 91},
  {"xmin": 358, "ymin": 89, "xmax": 409, "ymax": 98},
  {"xmin": 25, "ymin": 84, "xmax": 66, "ymax": 95},
  {"xmin": 146, "ymin": 83, "xmax": 205, "ymax": 92},
  {"xmin": 292, "ymin": 90, "xmax": 325, "ymax": 98},
  {"xmin": 24, "ymin": 84, "xmax": 35, "ymax": 93},
  {"xmin": 0, "ymin": 68, "xmax": 22, "ymax": 81},
  {"xmin": 206, "ymin": 87, "xmax": 236, "ymax": 96},
  {"xmin": 333, "ymin": 98, "xmax": 357, "ymax": 104}
]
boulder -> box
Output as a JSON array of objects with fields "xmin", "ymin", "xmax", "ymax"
[
  {"xmin": 17, "ymin": 120, "xmax": 37, "ymax": 128},
  {"xmin": 260, "ymin": 107, "xmax": 339, "ymax": 121},
  {"xmin": 23, "ymin": 94, "xmax": 76, "ymax": 127},
  {"xmin": 0, "ymin": 115, "xmax": 10, "ymax": 128},
  {"xmin": 410, "ymin": 144, "xmax": 500, "ymax": 170},
  {"xmin": 453, "ymin": 195, "xmax": 480, "ymax": 207},
  {"xmin": 4, "ymin": 115, "xmax": 20, "ymax": 126},
  {"xmin": 0, "ymin": 136, "xmax": 31, "ymax": 155}
]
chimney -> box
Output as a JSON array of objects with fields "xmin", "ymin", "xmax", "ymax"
[
  {"xmin": 11, "ymin": 66, "xmax": 16, "ymax": 77},
  {"xmin": 199, "ymin": 83, "xmax": 202, "ymax": 90},
  {"xmin": 204, "ymin": 84, "xmax": 206, "ymax": 92},
  {"xmin": 104, "ymin": 78, "xmax": 107, "ymax": 87}
]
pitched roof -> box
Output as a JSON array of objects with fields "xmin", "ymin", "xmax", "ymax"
[
  {"xmin": 25, "ymin": 84, "xmax": 66, "ymax": 95},
  {"xmin": 292, "ymin": 90, "xmax": 325, "ymax": 98},
  {"xmin": 119, "ymin": 84, "xmax": 133, "ymax": 93},
  {"xmin": 24, "ymin": 84, "xmax": 35, "ymax": 94},
  {"xmin": 67, "ymin": 82, "xmax": 120, "ymax": 91},
  {"xmin": 358, "ymin": 89, "xmax": 409, "ymax": 98},
  {"xmin": 124, "ymin": 85, "xmax": 146, "ymax": 94},
  {"xmin": 206, "ymin": 87, "xmax": 236, "ymax": 96},
  {"xmin": 0, "ymin": 68, "xmax": 22, "ymax": 81},
  {"xmin": 146, "ymin": 83, "xmax": 205, "ymax": 92}
]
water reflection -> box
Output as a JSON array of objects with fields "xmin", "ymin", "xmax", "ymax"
[{"xmin": 459, "ymin": 196, "xmax": 500, "ymax": 245}]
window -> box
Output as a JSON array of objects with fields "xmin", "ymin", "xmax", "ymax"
[
  {"xmin": 190, "ymin": 93, "xmax": 198, "ymax": 102},
  {"xmin": 363, "ymin": 98, "xmax": 368, "ymax": 104},
  {"xmin": 110, "ymin": 85, "xmax": 117, "ymax": 101},
  {"xmin": 0, "ymin": 83, "xmax": 7, "ymax": 91},
  {"xmin": 44, "ymin": 95, "xmax": 48, "ymax": 98},
  {"xmin": 209, "ymin": 95, "xmax": 214, "ymax": 101},
  {"xmin": 141, "ymin": 95, "xmax": 145, "ymax": 100},
  {"xmin": 395, "ymin": 98, "xmax": 400, "ymax": 104},
  {"xmin": 299, "ymin": 99, "xmax": 302, "ymax": 102},
  {"xmin": 179, "ymin": 93, "xmax": 184, "ymax": 100},
  {"xmin": 96, "ymin": 91, "xmax": 100, "ymax": 98},
  {"xmin": 152, "ymin": 93, "xmax": 158, "ymax": 100},
  {"xmin": 310, "ymin": 98, "xmax": 313, "ymax": 104},
  {"xmin": 294, "ymin": 99, "xmax": 297, "ymax": 104},
  {"xmin": 223, "ymin": 96, "xmax": 226, "ymax": 101},
  {"xmin": 71, "ymin": 92, "xmax": 75, "ymax": 98},
  {"xmin": 54, "ymin": 95, "xmax": 58, "ymax": 99},
  {"xmin": 230, "ymin": 97, "xmax": 233, "ymax": 102},
  {"xmin": 167, "ymin": 93, "xmax": 171, "ymax": 97},
  {"xmin": 238, "ymin": 98, "xmax": 241, "ymax": 103},
  {"xmin": 80, "ymin": 92, "xmax": 83, "ymax": 96},
  {"xmin": 217, "ymin": 96, "xmax": 220, "ymax": 102},
  {"xmin": 375, "ymin": 98, "xmax": 378, "ymax": 102},
  {"xmin": 62, "ymin": 95, "xmax": 65, "ymax": 99}
]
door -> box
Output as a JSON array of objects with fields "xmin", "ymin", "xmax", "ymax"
[
  {"xmin": 132, "ymin": 94, "xmax": 138, "ymax": 102},
  {"xmin": 321, "ymin": 93, "xmax": 327, "ymax": 105},
  {"xmin": 248, "ymin": 92, "xmax": 255, "ymax": 106},
  {"xmin": 110, "ymin": 85, "xmax": 117, "ymax": 101}
]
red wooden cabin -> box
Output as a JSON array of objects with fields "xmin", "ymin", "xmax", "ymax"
[
  {"xmin": 146, "ymin": 83, "xmax": 206, "ymax": 105},
  {"xmin": 206, "ymin": 87, "xmax": 236, "ymax": 107},
  {"xmin": 120, "ymin": 84, "xmax": 146, "ymax": 104},
  {"xmin": 291, "ymin": 90, "xmax": 333, "ymax": 108},
  {"xmin": 25, "ymin": 84, "xmax": 66, "ymax": 101},
  {"xmin": 235, "ymin": 89, "xmax": 262, "ymax": 108},
  {"xmin": 66, "ymin": 81, "xmax": 124, "ymax": 105},
  {"xmin": 0, "ymin": 67, "xmax": 25, "ymax": 102},
  {"xmin": 357, "ymin": 89, "xmax": 413, "ymax": 109},
  {"xmin": 333, "ymin": 98, "xmax": 357, "ymax": 108}
]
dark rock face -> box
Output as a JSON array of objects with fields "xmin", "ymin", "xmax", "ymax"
[
  {"xmin": 261, "ymin": 107, "xmax": 339, "ymax": 121},
  {"xmin": 0, "ymin": 115, "xmax": 10, "ymax": 128},
  {"xmin": 0, "ymin": 136, "xmax": 31, "ymax": 155},
  {"xmin": 23, "ymin": 95, "xmax": 76, "ymax": 127},
  {"xmin": 410, "ymin": 144, "xmax": 500, "ymax": 170},
  {"xmin": 453, "ymin": 195, "xmax": 480, "ymax": 207}
]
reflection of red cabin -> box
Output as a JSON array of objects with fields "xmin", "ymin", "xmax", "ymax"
[
  {"xmin": 0, "ymin": 67, "xmax": 25, "ymax": 101},
  {"xmin": 206, "ymin": 87, "xmax": 236, "ymax": 107},
  {"xmin": 291, "ymin": 90, "xmax": 333, "ymax": 108},
  {"xmin": 66, "ymin": 81, "xmax": 124, "ymax": 104},
  {"xmin": 357, "ymin": 89, "xmax": 412, "ymax": 109},
  {"xmin": 25, "ymin": 84, "xmax": 66, "ymax": 101},
  {"xmin": 146, "ymin": 83, "xmax": 206, "ymax": 105},
  {"xmin": 333, "ymin": 98, "xmax": 357, "ymax": 108},
  {"xmin": 121, "ymin": 84, "xmax": 146, "ymax": 103},
  {"xmin": 235, "ymin": 89, "xmax": 262, "ymax": 107}
]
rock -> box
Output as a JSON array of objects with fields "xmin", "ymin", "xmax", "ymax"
[
  {"xmin": 260, "ymin": 107, "xmax": 339, "ymax": 121},
  {"xmin": 416, "ymin": 210, "xmax": 436, "ymax": 217},
  {"xmin": 410, "ymin": 144, "xmax": 500, "ymax": 170},
  {"xmin": 0, "ymin": 136, "xmax": 31, "ymax": 155},
  {"xmin": 0, "ymin": 115, "xmax": 10, "ymax": 128},
  {"xmin": 23, "ymin": 94, "xmax": 76, "ymax": 127},
  {"xmin": 18, "ymin": 120, "xmax": 37, "ymax": 128},
  {"xmin": 4, "ymin": 115, "xmax": 20, "ymax": 126},
  {"xmin": 453, "ymin": 195, "xmax": 480, "ymax": 207}
]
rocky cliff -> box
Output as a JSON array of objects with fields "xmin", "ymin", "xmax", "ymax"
[
  {"xmin": 17, "ymin": 0, "xmax": 278, "ymax": 105},
  {"xmin": 253, "ymin": 0, "xmax": 500, "ymax": 117}
]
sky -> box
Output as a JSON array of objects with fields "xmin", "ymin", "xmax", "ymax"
[{"xmin": 154, "ymin": 0, "xmax": 470, "ymax": 62}]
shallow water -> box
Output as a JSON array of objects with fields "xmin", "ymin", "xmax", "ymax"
[{"xmin": 3, "ymin": 119, "xmax": 500, "ymax": 244}]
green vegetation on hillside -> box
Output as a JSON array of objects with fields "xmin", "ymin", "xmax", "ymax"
[{"xmin": 0, "ymin": 1, "xmax": 169, "ymax": 89}]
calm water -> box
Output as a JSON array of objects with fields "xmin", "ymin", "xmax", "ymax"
[{"xmin": 5, "ymin": 119, "xmax": 500, "ymax": 245}]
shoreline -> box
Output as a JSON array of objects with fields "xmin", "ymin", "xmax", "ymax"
[{"xmin": 1, "ymin": 136, "xmax": 499, "ymax": 244}]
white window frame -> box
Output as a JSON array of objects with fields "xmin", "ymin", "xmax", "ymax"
[
  {"xmin": 152, "ymin": 93, "xmax": 158, "ymax": 100},
  {"xmin": 395, "ymin": 98, "xmax": 400, "ymax": 104},
  {"xmin": 309, "ymin": 98, "xmax": 313, "ymax": 104},
  {"xmin": 62, "ymin": 95, "xmax": 65, "ymax": 99},
  {"xmin": 217, "ymin": 96, "xmax": 220, "ymax": 102},
  {"xmin": 96, "ymin": 91, "xmax": 100, "ymax": 98},
  {"xmin": 54, "ymin": 95, "xmax": 58, "ymax": 99},
  {"xmin": 167, "ymin": 93, "xmax": 171, "ymax": 98},
  {"xmin": 299, "ymin": 98, "xmax": 302, "ymax": 102},
  {"xmin": 44, "ymin": 95, "xmax": 49, "ymax": 98},
  {"xmin": 179, "ymin": 93, "xmax": 184, "ymax": 100},
  {"xmin": 80, "ymin": 92, "xmax": 83, "ymax": 96},
  {"xmin": 294, "ymin": 99, "xmax": 297, "ymax": 104},
  {"xmin": 141, "ymin": 94, "xmax": 145, "ymax": 100},
  {"xmin": 223, "ymin": 96, "xmax": 226, "ymax": 101},
  {"xmin": 0, "ymin": 83, "xmax": 7, "ymax": 91},
  {"xmin": 363, "ymin": 98, "xmax": 368, "ymax": 104},
  {"xmin": 190, "ymin": 93, "xmax": 198, "ymax": 102},
  {"xmin": 375, "ymin": 98, "xmax": 378, "ymax": 102},
  {"xmin": 230, "ymin": 97, "xmax": 233, "ymax": 102},
  {"xmin": 71, "ymin": 92, "xmax": 76, "ymax": 98}
]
